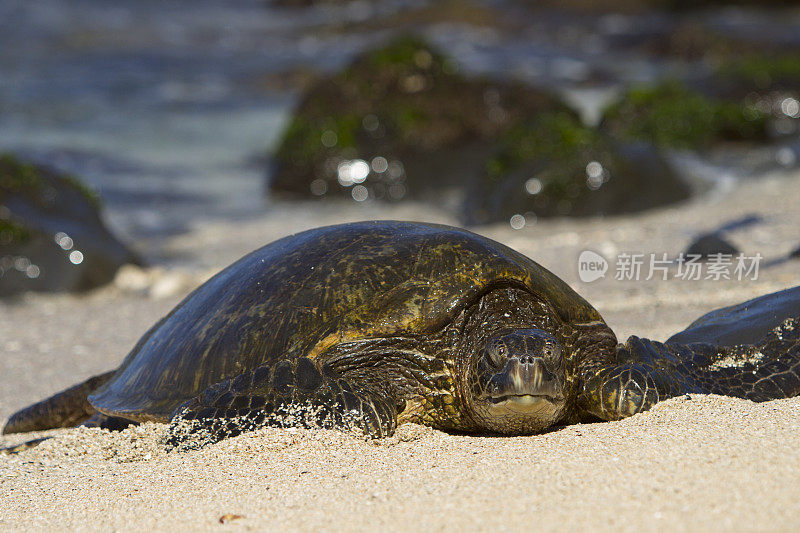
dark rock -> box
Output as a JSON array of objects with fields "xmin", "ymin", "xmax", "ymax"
[
  {"xmin": 661, "ymin": 0, "xmax": 795, "ymax": 9},
  {"xmin": 269, "ymin": 35, "xmax": 574, "ymax": 204},
  {"xmin": 269, "ymin": 0, "xmax": 318, "ymax": 6},
  {"xmin": 685, "ymin": 233, "xmax": 739, "ymax": 259},
  {"xmin": 790, "ymin": 243, "xmax": 800, "ymax": 259},
  {"xmin": 521, "ymin": 0, "xmax": 795, "ymax": 13},
  {"xmin": 633, "ymin": 21, "xmax": 769, "ymax": 62},
  {"xmin": 466, "ymin": 113, "xmax": 691, "ymax": 223},
  {"xmin": 600, "ymin": 81, "xmax": 770, "ymax": 149},
  {"xmin": 0, "ymin": 154, "xmax": 138, "ymax": 297},
  {"xmin": 276, "ymin": 0, "xmax": 515, "ymax": 33}
]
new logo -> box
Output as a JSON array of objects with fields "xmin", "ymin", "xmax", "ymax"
[{"xmin": 578, "ymin": 250, "xmax": 608, "ymax": 283}]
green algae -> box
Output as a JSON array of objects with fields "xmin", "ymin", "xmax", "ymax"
[{"xmin": 601, "ymin": 81, "xmax": 768, "ymax": 148}]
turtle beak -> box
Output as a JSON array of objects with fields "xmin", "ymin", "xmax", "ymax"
[{"xmin": 488, "ymin": 357, "xmax": 563, "ymax": 406}]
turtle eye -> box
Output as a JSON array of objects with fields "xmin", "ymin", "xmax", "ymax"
[
  {"xmin": 488, "ymin": 342, "xmax": 507, "ymax": 367},
  {"xmin": 541, "ymin": 340, "xmax": 561, "ymax": 362}
]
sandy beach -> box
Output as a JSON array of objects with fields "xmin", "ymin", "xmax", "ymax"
[{"xmin": 1, "ymin": 168, "xmax": 799, "ymax": 532}]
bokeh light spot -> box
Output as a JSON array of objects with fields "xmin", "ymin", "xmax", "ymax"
[
  {"xmin": 586, "ymin": 161, "xmax": 603, "ymax": 179},
  {"xmin": 524, "ymin": 177, "xmax": 542, "ymax": 195},
  {"xmin": 320, "ymin": 130, "xmax": 338, "ymax": 147},
  {"xmin": 351, "ymin": 185, "xmax": 368, "ymax": 202},
  {"xmin": 14, "ymin": 257, "xmax": 30, "ymax": 271},
  {"xmin": 54, "ymin": 232, "xmax": 74, "ymax": 250},
  {"xmin": 371, "ymin": 156, "xmax": 388, "ymax": 173},
  {"xmin": 310, "ymin": 179, "xmax": 328, "ymax": 196},
  {"xmin": 585, "ymin": 161, "xmax": 606, "ymax": 190},
  {"xmin": 781, "ymin": 97, "xmax": 800, "ymax": 118},
  {"xmin": 337, "ymin": 159, "xmax": 370, "ymax": 186},
  {"xmin": 362, "ymin": 114, "xmax": 380, "ymax": 132},
  {"xmin": 387, "ymin": 160, "xmax": 404, "ymax": 180},
  {"xmin": 388, "ymin": 183, "xmax": 406, "ymax": 200},
  {"xmin": 25, "ymin": 264, "xmax": 40, "ymax": 278},
  {"xmin": 413, "ymin": 49, "xmax": 433, "ymax": 69},
  {"xmin": 777, "ymin": 147, "xmax": 797, "ymax": 167}
]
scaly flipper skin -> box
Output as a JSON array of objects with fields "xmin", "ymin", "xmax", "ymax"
[
  {"xmin": 164, "ymin": 357, "xmax": 399, "ymax": 449},
  {"xmin": 578, "ymin": 318, "xmax": 800, "ymax": 421}
]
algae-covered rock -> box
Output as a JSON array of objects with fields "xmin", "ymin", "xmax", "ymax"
[
  {"xmin": 715, "ymin": 53, "xmax": 800, "ymax": 96},
  {"xmin": 600, "ymin": 81, "xmax": 769, "ymax": 149},
  {"xmin": 0, "ymin": 154, "xmax": 138, "ymax": 296},
  {"xmin": 468, "ymin": 112, "xmax": 691, "ymax": 223},
  {"xmin": 711, "ymin": 53, "xmax": 800, "ymax": 136},
  {"xmin": 270, "ymin": 36, "xmax": 572, "ymax": 203}
]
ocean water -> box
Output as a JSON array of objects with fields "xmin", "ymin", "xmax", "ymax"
[{"xmin": 1, "ymin": 0, "xmax": 798, "ymax": 256}]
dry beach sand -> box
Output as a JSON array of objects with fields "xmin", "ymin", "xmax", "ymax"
[{"xmin": 2, "ymin": 169, "xmax": 800, "ymax": 532}]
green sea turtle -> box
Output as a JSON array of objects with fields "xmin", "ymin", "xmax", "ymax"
[{"xmin": 3, "ymin": 221, "xmax": 800, "ymax": 449}]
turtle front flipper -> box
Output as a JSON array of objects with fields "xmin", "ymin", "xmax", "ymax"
[
  {"xmin": 164, "ymin": 358, "xmax": 398, "ymax": 450},
  {"xmin": 578, "ymin": 318, "xmax": 800, "ymax": 421},
  {"xmin": 576, "ymin": 339, "xmax": 685, "ymax": 421}
]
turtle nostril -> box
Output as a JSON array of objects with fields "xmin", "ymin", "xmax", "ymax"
[{"xmin": 518, "ymin": 355, "xmax": 546, "ymax": 368}]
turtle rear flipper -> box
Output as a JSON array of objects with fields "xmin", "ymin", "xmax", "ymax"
[
  {"xmin": 3, "ymin": 370, "xmax": 116, "ymax": 434},
  {"xmin": 1, "ymin": 437, "xmax": 52, "ymax": 454},
  {"xmin": 578, "ymin": 318, "xmax": 800, "ymax": 421},
  {"xmin": 0, "ymin": 412, "xmax": 133, "ymax": 455},
  {"xmin": 164, "ymin": 358, "xmax": 398, "ymax": 450}
]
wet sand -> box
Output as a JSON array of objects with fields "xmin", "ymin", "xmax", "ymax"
[{"xmin": 2, "ymin": 169, "xmax": 800, "ymax": 532}]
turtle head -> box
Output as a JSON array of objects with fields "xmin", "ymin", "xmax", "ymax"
[{"xmin": 466, "ymin": 329, "xmax": 566, "ymax": 434}]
